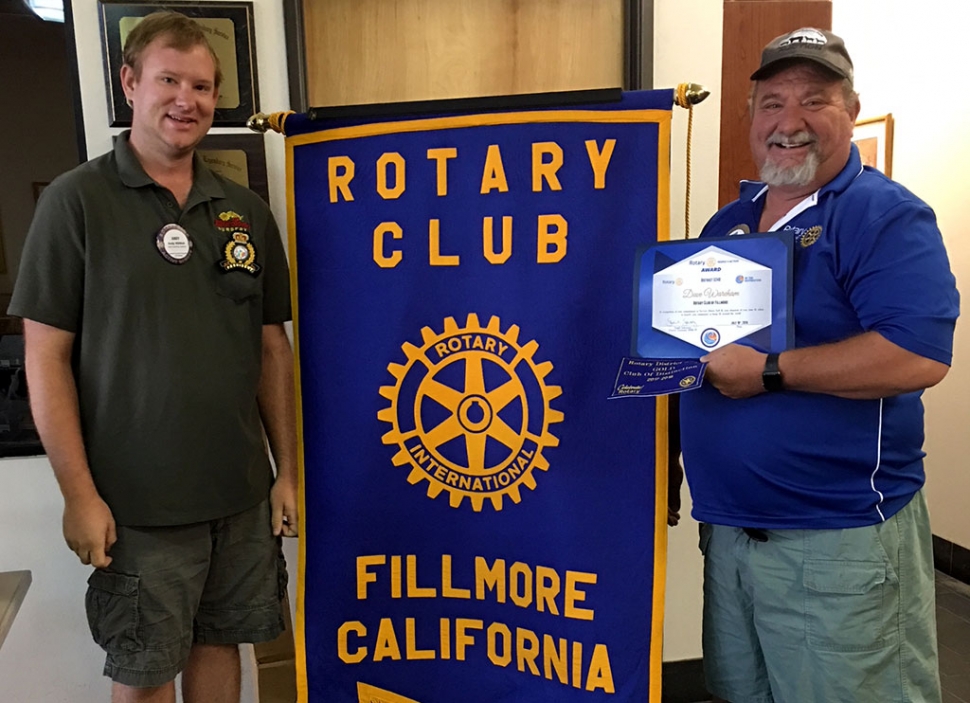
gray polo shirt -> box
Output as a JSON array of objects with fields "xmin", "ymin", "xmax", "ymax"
[{"xmin": 9, "ymin": 133, "xmax": 291, "ymax": 526}]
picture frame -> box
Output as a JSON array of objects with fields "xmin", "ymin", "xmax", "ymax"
[
  {"xmin": 98, "ymin": 0, "xmax": 259, "ymax": 127},
  {"xmin": 853, "ymin": 113, "xmax": 894, "ymax": 178},
  {"xmin": 197, "ymin": 133, "xmax": 269, "ymax": 203}
]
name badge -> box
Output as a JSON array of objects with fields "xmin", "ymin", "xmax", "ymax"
[{"xmin": 156, "ymin": 224, "xmax": 193, "ymax": 264}]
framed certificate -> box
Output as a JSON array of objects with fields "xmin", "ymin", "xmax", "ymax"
[
  {"xmin": 197, "ymin": 133, "xmax": 269, "ymax": 203},
  {"xmin": 632, "ymin": 233, "xmax": 794, "ymax": 358},
  {"xmin": 98, "ymin": 0, "xmax": 259, "ymax": 127},
  {"xmin": 853, "ymin": 114, "xmax": 894, "ymax": 178}
]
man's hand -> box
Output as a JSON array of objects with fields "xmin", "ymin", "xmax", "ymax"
[
  {"xmin": 63, "ymin": 493, "xmax": 116, "ymax": 568},
  {"xmin": 700, "ymin": 344, "xmax": 767, "ymax": 399},
  {"xmin": 270, "ymin": 474, "xmax": 299, "ymax": 538}
]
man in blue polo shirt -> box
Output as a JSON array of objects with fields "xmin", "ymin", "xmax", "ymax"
[{"xmin": 681, "ymin": 28, "xmax": 959, "ymax": 702}]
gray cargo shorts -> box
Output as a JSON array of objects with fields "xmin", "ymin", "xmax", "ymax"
[{"xmin": 85, "ymin": 499, "xmax": 287, "ymax": 687}]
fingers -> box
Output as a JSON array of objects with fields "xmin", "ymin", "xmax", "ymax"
[
  {"xmin": 89, "ymin": 547, "xmax": 112, "ymax": 569},
  {"xmin": 279, "ymin": 504, "xmax": 299, "ymax": 537},
  {"xmin": 271, "ymin": 500, "xmax": 284, "ymax": 537},
  {"xmin": 67, "ymin": 528, "xmax": 117, "ymax": 568},
  {"xmin": 66, "ymin": 539, "xmax": 91, "ymax": 565}
]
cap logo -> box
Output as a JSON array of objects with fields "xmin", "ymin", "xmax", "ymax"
[{"xmin": 780, "ymin": 29, "xmax": 827, "ymax": 47}]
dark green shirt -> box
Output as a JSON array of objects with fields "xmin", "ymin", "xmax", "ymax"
[{"xmin": 9, "ymin": 133, "xmax": 292, "ymax": 526}]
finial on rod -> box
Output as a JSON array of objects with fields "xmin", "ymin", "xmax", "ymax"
[
  {"xmin": 674, "ymin": 83, "xmax": 711, "ymax": 108},
  {"xmin": 247, "ymin": 113, "xmax": 271, "ymax": 133},
  {"xmin": 247, "ymin": 111, "xmax": 295, "ymax": 135}
]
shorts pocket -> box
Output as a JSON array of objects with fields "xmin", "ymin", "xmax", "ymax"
[
  {"xmin": 804, "ymin": 559, "xmax": 896, "ymax": 652},
  {"xmin": 698, "ymin": 523, "xmax": 712, "ymax": 556},
  {"xmin": 86, "ymin": 570, "xmax": 143, "ymax": 654}
]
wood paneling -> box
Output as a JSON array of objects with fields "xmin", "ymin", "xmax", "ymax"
[
  {"xmin": 301, "ymin": 0, "xmax": 624, "ymax": 108},
  {"xmin": 719, "ymin": 1, "xmax": 831, "ymax": 207}
]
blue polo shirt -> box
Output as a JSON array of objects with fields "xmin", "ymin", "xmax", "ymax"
[{"xmin": 681, "ymin": 146, "xmax": 959, "ymax": 529}]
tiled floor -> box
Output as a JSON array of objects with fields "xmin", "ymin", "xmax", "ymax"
[{"xmin": 938, "ymin": 571, "xmax": 970, "ymax": 703}]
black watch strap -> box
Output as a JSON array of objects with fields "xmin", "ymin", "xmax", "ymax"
[{"xmin": 762, "ymin": 352, "xmax": 783, "ymax": 392}]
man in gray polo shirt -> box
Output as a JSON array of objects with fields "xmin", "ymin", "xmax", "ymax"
[{"xmin": 9, "ymin": 12, "xmax": 297, "ymax": 702}]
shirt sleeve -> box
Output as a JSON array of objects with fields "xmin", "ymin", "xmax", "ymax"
[
  {"xmin": 842, "ymin": 196, "xmax": 959, "ymax": 365},
  {"xmin": 7, "ymin": 176, "xmax": 86, "ymax": 332},
  {"xmin": 259, "ymin": 206, "xmax": 292, "ymax": 325}
]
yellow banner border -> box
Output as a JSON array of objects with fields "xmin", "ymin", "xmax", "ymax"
[{"xmin": 285, "ymin": 105, "xmax": 672, "ymax": 703}]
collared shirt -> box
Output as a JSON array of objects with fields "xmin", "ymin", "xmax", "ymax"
[
  {"xmin": 681, "ymin": 145, "xmax": 959, "ymax": 529},
  {"xmin": 10, "ymin": 132, "xmax": 291, "ymax": 526}
]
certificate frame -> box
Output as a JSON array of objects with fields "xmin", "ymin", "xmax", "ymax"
[
  {"xmin": 197, "ymin": 133, "xmax": 269, "ymax": 203},
  {"xmin": 97, "ymin": 0, "xmax": 259, "ymax": 127},
  {"xmin": 853, "ymin": 113, "xmax": 894, "ymax": 178},
  {"xmin": 632, "ymin": 233, "xmax": 794, "ymax": 359}
]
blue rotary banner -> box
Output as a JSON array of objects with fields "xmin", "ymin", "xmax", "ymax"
[{"xmin": 286, "ymin": 89, "xmax": 673, "ymax": 703}]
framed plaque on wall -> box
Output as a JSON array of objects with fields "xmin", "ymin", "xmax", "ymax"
[{"xmin": 98, "ymin": 0, "xmax": 259, "ymax": 127}]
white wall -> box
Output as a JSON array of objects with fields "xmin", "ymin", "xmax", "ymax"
[
  {"xmin": 655, "ymin": 0, "xmax": 723, "ymax": 663},
  {"xmin": 833, "ymin": 3, "xmax": 970, "ymax": 549},
  {"xmin": 0, "ymin": 1, "xmax": 295, "ymax": 701}
]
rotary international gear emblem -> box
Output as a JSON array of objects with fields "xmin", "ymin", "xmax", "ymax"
[
  {"xmin": 799, "ymin": 225, "xmax": 823, "ymax": 248},
  {"xmin": 378, "ymin": 314, "xmax": 563, "ymax": 511}
]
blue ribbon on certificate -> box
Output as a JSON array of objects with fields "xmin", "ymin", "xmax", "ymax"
[{"xmin": 609, "ymin": 357, "xmax": 707, "ymax": 398}]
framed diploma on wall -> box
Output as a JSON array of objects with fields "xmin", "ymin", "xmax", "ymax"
[
  {"xmin": 197, "ymin": 133, "xmax": 269, "ymax": 203},
  {"xmin": 98, "ymin": 0, "xmax": 259, "ymax": 127}
]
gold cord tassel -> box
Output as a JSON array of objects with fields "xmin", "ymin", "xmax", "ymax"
[{"xmin": 674, "ymin": 84, "xmax": 710, "ymax": 240}]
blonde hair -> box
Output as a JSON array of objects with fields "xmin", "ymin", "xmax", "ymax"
[{"xmin": 122, "ymin": 11, "xmax": 223, "ymax": 88}]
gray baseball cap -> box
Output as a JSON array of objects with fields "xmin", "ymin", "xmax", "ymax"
[{"xmin": 751, "ymin": 27, "xmax": 854, "ymax": 83}]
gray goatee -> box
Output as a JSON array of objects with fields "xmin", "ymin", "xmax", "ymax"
[{"xmin": 760, "ymin": 131, "xmax": 819, "ymax": 188}]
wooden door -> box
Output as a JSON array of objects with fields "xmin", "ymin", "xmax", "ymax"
[
  {"xmin": 299, "ymin": 0, "xmax": 627, "ymax": 107},
  {"xmin": 719, "ymin": 0, "xmax": 832, "ymax": 206}
]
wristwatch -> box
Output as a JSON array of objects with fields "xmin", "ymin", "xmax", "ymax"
[{"xmin": 762, "ymin": 352, "xmax": 783, "ymax": 392}]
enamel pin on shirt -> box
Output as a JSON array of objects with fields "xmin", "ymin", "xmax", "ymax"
[{"xmin": 156, "ymin": 224, "xmax": 194, "ymax": 264}]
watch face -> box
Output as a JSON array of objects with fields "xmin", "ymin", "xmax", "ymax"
[{"xmin": 762, "ymin": 354, "xmax": 783, "ymax": 392}]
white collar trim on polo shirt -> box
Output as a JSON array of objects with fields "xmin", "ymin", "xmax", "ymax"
[{"xmin": 750, "ymin": 186, "xmax": 820, "ymax": 232}]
